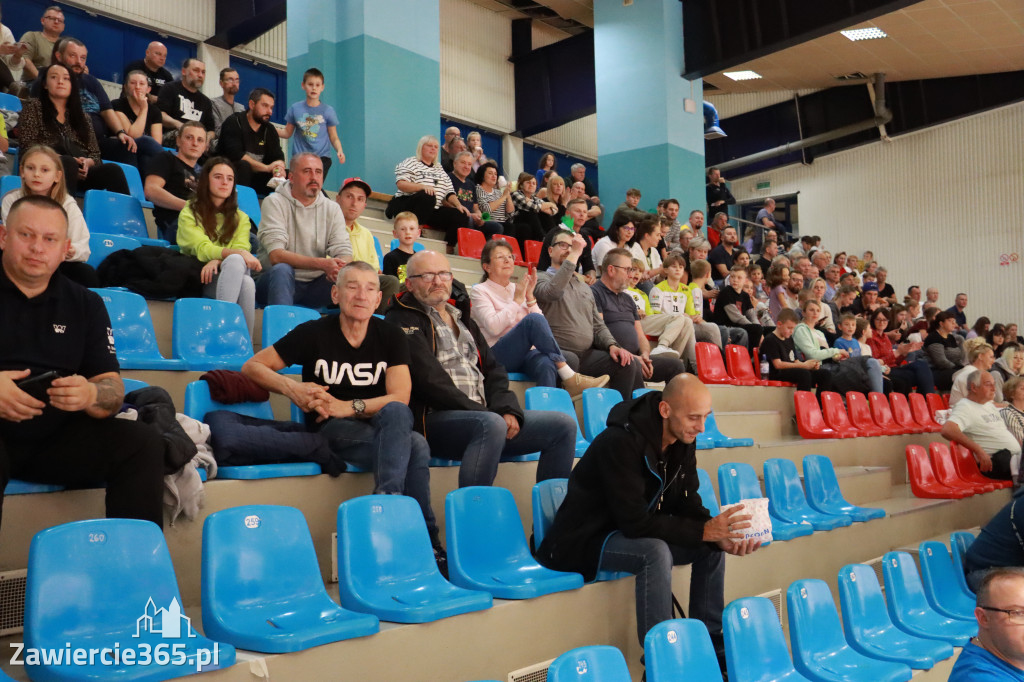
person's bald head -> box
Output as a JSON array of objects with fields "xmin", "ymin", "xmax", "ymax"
[
  {"xmin": 659, "ymin": 375, "xmax": 712, "ymax": 446},
  {"xmin": 145, "ymin": 41, "xmax": 167, "ymax": 68},
  {"xmin": 405, "ymin": 251, "xmax": 454, "ymax": 311}
]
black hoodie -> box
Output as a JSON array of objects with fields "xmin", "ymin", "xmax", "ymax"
[{"xmin": 535, "ymin": 391, "xmax": 714, "ymax": 581}]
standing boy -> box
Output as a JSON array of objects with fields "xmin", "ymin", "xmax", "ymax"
[
  {"xmin": 382, "ymin": 212, "xmax": 421, "ymax": 285},
  {"xmin": 280, "ymin": 68, "xmax": 345, "ymax": 180}
]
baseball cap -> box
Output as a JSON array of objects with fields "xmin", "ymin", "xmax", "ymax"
[
  {"xmin": 340, "ymin": 177, "xmax": 371, "ymax": 195},
  {"xmin": 861, "ymin": 281, "xmax": 879, "ymax": 293}
]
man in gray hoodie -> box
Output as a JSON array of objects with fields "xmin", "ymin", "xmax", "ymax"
[{"xmin": 255, "ymin": 153, "xmax": 352, "ymax": 308}]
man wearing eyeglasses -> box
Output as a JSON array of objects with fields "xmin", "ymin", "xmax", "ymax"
[
  {"xmin": 950, "ymin": 566, "xmax": 1024, "ymax": 680},
  {"xmin": 19, "ymin": 5, "xmax": 64, "ymax": 80},
  {"xmin": 385, "ymin": 250, "xmax": 576, "ymax": 487}
]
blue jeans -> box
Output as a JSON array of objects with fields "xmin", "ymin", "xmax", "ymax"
[
  {"xmin": 255, "ymin": 263, "xmax": 335, "ymax": 308},
  {"xmin": 490, "ymin": 313, "xmax": 565, "ymax": 387},
  {"xmin": 424, "ymin": 409, "xmax": 576, "ymax": 487},
  {"xmin": 318, "ymin": 402, "xmax": 438, "ymax": 542},
  {"xmin": 600, "ymin": 533, "xmax": 726, "ymax": 646}
]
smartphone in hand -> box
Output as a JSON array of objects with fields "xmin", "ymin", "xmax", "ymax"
[{"xmin": 16, "ymin": 371, "xmax": 60, "ymax": 402}]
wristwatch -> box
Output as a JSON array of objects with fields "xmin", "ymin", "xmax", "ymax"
[{"xmin": 352, "ymin": 398, "xmax": 366, "ymax": 416}]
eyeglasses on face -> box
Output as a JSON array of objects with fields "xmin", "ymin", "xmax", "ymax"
[
  {"xmin": 551, "ymin": 242, "xmax": 572, "ymax": 250},
  {"xmin": 408, "ymin": 271, "xmax": 454, "ymax": 283},
  {"xmin": 980, "ymin": 606, "xmax": 1024, "ymax": 625}
]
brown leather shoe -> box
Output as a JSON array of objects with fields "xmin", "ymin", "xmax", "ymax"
[{"xmin": 563, "ymin": 372, "xmax": 610, "ymax": 400}]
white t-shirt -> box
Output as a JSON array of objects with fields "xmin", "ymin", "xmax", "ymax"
[{"xmin": 949, "ymin": 398, "xmax": 1022, "ymax": 458}]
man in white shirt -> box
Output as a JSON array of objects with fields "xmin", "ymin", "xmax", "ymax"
[
  {"xmin": 950, "ymin": 343, "xmax": 1003, "ymax": 408},
  {"xmin": 942, "ymin": 370, "xmax": 1021, "ymax": 482}
]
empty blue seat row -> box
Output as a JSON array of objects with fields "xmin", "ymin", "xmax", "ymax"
[{"xmin": 84, "ymin": 190, "xmax": 169, "ymax": 247}]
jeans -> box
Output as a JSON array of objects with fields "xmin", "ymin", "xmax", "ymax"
[
  {"xmin": 562, "ymin": 347, "xmax": 644, "ymax": 401},
  {"xmin": 864, "ymin": 357, "xmax": 885, "ymax": 394},
  {"xmin": 600, "ymin": 533, "xmax": 726, "ymax": 645},
  {"xmin": 717, "ymin": 325, "xmax": 748, "ymax": 351},
  {"xmin": 490, "ymin": 313, "xmax": 565, "ymax": 387},
  {"xmin": 255, "ymin": 263, "xmax": 335, "ymax": 308},
  {"xmin": 319, "ymin": 402, "xmax": 438, "ymax": 542},
  {"xmin": 425, "ymin": 409, "xmax": 576, "ymax": 487},
  {"xmin": 204, "ymin": 254, "xmax": 256, "ymax": 337}
]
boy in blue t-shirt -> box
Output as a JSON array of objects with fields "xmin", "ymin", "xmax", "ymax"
[
  {"xmin": 833, "ymin": 313, "xmax": 861, "ymax": 356},
  {"xmin": 281, "ymin": 68, "xmax": 345, "ymax": 179}
]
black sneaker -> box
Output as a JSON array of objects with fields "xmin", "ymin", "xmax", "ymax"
[{"xmin": 433, "ymin": 545, "xmax": 449, "ymax": 579}]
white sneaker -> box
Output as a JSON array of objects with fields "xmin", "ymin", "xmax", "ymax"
[{"xmin": 650, "ymin": 345, "xmax": 680, "ymax": 359}]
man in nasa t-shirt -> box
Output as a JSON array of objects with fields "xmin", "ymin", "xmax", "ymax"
[{"xmin": 242, "ymin": 261, "xmax": 440, "ymax": 550}]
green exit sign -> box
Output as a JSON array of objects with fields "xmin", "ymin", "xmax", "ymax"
[{"xmin": 756, "ymin": 181, "xmax": 771, "ymax": 191}]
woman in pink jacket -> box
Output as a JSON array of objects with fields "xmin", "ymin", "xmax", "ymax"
[{"xmin": 469, "ymin": 239, "xmax": 608, "ymax": 398}]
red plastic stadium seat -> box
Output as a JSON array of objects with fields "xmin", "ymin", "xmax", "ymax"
[
  {"xmin": 926, "ymin": 393, "xmax": 947, "ymax": 417},
  {"xmin": 928, "ymin": 442, "xmax": 992, "ymax": 494},
  {"xmin": 942, "ymin": 394, "xmax": 951, "ymax": 408},
  {"xmin": 907, "ymin": 393, "xmax": 943, "ymax": 433},
  {"xmin": 794, "ymin": 391, "xmax": 844, "ymax": 439},
  {"xmin": 725, "ymin": 345, "xmax": 790, "ymax": 387},
  {"xmin": 905, "ymin": 444, "xmax": 969, "ymax": 499},
  {"xmin": 457, "ymin": 228, "xmax": 486, "ymax": 259},
  {"xmin": 493, "ymin": 234, "xmax": 527, "ymax": 266},
  {"xmin": 950, "ymin": 442, "xmax": 1012, "ymax": 490},
  {"xmin": 845, "ymin": 392, "xmax": 887, "ymax": 437},
  {"xmin": 889, "ymin": 393, "xmax": 924, "ymax": 433},
  {"xmin": 695, "ymin": 342, "xmax": 737, "ymax": 385},
  {"xmin": 524, "ymin": 240, "xmax": 543, "ymax": 265},
  {"xmin": 818, "ymin": 391, "xmax": 863, "ymax": 438},
  {"xmin": 867, "ymin": 392, "xmax": 913, "ymax": 435}
]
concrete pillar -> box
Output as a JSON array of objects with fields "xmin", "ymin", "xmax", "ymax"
[
  {"xmin": 286, "ymin": 0, "xmax": 440, "ymax": 194},
  {"xmin": 197, "ymin": 43, "xmax": 230, "ymax": 101},
  {"xmin": 593, "ymin": 0, "xmax": 705, "ymax": 217}
]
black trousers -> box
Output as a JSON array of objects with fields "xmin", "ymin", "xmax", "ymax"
[
  {"xmin": 772, "ymin": 367, "xmax": 833, "ymax": 396},
  {"xmin": 0, "ymin": 414, "xmax": 166, "ymax": 529},
  {"xmin": 511, "ymin": 210, "xmax": 557, "ymax": 252},
  {"xmin": 386, "ymin": 191, "xmax": 469, "ymax": 245},
  {"xmin": 59, "ymin": 156, "xmax": 130, "ymax": 196}
]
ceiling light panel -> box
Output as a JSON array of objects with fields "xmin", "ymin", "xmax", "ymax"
[
  {"xmin": 723, "ymin": 70, "xmax": 763, "ymax": 81},
  {"xmin": 841, "ymin": 27, "xmax": 888, "ymax": 41}
]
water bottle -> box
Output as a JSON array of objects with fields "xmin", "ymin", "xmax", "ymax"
[{"xmin": 760, "ymin": 354, "xmax": 769, "ymax": 380}]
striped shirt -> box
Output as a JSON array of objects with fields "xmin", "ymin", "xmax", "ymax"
[
  {"xmin": 394, "ymin": 156, "xmax": 455, "ymax": 209},
  {"xmin": 475, "ymin": 185, "xmax": 509, "ymax": 222},
  {"xmin": 428, "ymin": 304, "xmax": 487, "ymax": 406}
]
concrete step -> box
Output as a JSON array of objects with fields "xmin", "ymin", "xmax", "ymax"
[{"xmin": 715, "ymin": 410, "xmax": 783, "ymax": 442}]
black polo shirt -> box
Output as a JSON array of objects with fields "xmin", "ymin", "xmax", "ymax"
[
  {"xmin": 0, "ymin": 267, "xmax": 118, "ymax": 443},
  {"xmin": 590, "ymin": 279, "xmax": 641, "ymax": 354}
]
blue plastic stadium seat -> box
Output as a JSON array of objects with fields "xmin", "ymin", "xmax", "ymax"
[
  {"xmin": 121, "ymin": 378, "xmax": 150, "ymax": 394},
  {"xmin": 445, "ymin": 487, "xmax": 583, "ymax": 599},
  {"xmin": 336, "ymin": 495, "xmax": 492, "ymax": 623},
  {"xmin": 106, "ymin": 161, "xmax": 153, "ymax": 208},
  {"xmin": 25, "ymin": 519, "xmax": 235, "ymax": 681},
  {"xmin": 718, "ymin": 462, "xmax": 812, "ymax": 543},
  {"xmin": 92, "ymin": 287, "xmax": 187, "ymax": 370},
  {"xmin": 5, "ymin": 480, "xmax": 65, "ymax": 495},
  {"xmin": 704, "ymin": 411, "xmax": 754, "ymax": 448},
  {"xmin": 581, "ymin": 387, "xmax": 621, "ymax": 442},
  {"xmin": 524, "ymin": 386, "xmax": 590, "ymax": 457},
  {"xmin": 235, "ymin": 185, "xmax": 261, "ymax": 227},
  {"xmin": 881, "ymin": 551, "xmax": 976, "ymax": 645},
  {"xmin": 644, "ymin": 619, "xmax": 724, "ymax": 682},
  {"xmin": 261, "ymin": 304, "xmax": 321, "ymax": 373},
  {"xmin": 837, "ymin": 564, "xmax": 954, "ymax": 669},
  {"xmin": 696, "ymin": 468, "xmax": 720, "ymax": 517},
  {"xmin": 172, "ymin": 298, "xmax": 253, "ymax": 371},
  {"xmin": 547, "ymin": 645, "xmax": 630, "ymax": 682},
  {"xmin": 787, "ymin": 579, "xmax": 913, "ymax": 682},
  {"xmin": 632, "ymin": 388, "xmax": 655, "ymax": 398},
  {"xmin": 83, "ymin": 190, "xmax": 168, "ymax": 247},
  {"xmin": 0, "ymin": 174, "xmax": 21, "ymax": 198},
  {"xmin": 390, "ymin": 238, "xmax": 425, "ymax": 253},
  {"xmin": 372, "ymin": 234, "xmax": 384, "ymax": 267},
  {"xmin": 802, "ymin": 455, "xmax": 885, "ymax": 522},
  {"xmin": 202, "ymin": 505, "xmax": 378, "ymax": 653},
  {"xmin": 763, "ymin": 459, "xmax": 852, "ymax": 531},
  {"xmin": 724, "ymin": 597, "xmax": 812, "ymax": 682},
  {"xmin": 507, "ymin": 372, "xmax": 531, "ymax": 382},
  {"xmin": 918, "ymin": 541, "xmax": 977, "ymax": 621},
  {"xmin": 87, "ymin": 232, "xmax": 143, "ymax": 269},
  {"xmin": 183, "ymin": 380, "xmax": 322, "ymax": 480},
  {"xmin": 950, "ymin": 531, "xmax": 976, "ymax": 597}
]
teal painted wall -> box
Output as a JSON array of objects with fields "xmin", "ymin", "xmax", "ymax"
[{"xmin": 599, "ymin": 144, "xmax": 706, "ymax": 220}]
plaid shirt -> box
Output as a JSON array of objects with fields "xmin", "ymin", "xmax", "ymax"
[
  {"xmin": 510, "ymin": 190, "xmax": 543, "ymax": 222},
  {"xmin": 428, "ymin": 303, "xmax": 487, "ymax": 406}
]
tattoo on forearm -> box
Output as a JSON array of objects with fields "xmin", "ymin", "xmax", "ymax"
[{"xmin": 93, "ymin": 378, "xmax": 122, "ymax": 412}]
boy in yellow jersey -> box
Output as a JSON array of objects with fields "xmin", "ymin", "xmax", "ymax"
[
  {"xmin": 624, "ymin": 255, "xmax": 696, "ymax": 369},
  {"xmin": 653, "ymin": 257, "xmax": 723, "ymax": 350}
]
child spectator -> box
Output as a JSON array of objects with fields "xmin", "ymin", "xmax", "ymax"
[
  {"xmin": 767, "ymin": 262, "xmax": 796, "ymax": 323},
  {"xmin": 834, "ymin": 314, "xmax": 861, "ymax": 356},
  {"xmin": 711, "ymin": 264, "xmax": 763, "ymax": 358},
  {"xmin": 176, "ymin": 157, "xmax": 259, "ymax": 336},
  {"xmin": 625, "ymin": 258, "xmax": 653, "ymax": 316},
  {"xmin": 638, "ymin": 253, "xmax": 697, "ymax": 367},
  {"xmin": 681, "ymin": 259, "xmax": 725, "ymax": 349},
  {"xmin": 382, "ymin": 211, "xmax": 420, "ymax": 284},
  {"xmin": 0, "ymin": 145, "xmax": 97, "ymax": 287},
  {"xmin": 854, "ymin": 317, "xmax": 872, "ymax": 357},
  {"xmin": 762, "ymin": 308, "xmax": 831, "ymax": 396},
  {"xmin": 280, "ymin": 68, "xmax": 345, "ymax": 179}
]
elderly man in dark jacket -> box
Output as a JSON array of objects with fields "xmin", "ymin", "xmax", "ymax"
[
  {"xmin": 384, "ymin": 250, "xmax": 576, "ymax": 487},
  {"xmin": 536, "ymin": 374, "xmax": 761, "ymax": 668}
]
